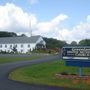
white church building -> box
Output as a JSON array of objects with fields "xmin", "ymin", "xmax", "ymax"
[{"xmin": 0, "ymin": 35, "xmax": 46, "ymax": 53}]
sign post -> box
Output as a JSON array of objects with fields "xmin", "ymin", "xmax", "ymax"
[
  {"xmin": 79, "ymin": 67, "xmax": 83, "ymax": 77},
  {"xmin": 62, "ymin": 46, "xmax": 90, "ymax": 76}
]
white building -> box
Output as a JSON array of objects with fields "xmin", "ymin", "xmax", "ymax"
[{"xmin": 0, "ymin": 35, "xmax": 46, "ymax": 53}]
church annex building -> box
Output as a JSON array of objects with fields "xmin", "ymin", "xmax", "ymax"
[{"xmin": 0, "ymin": 35, "xmax": 46, "ymax": 53}]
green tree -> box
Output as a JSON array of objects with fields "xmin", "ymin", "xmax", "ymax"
[
  {"xmin": 43, "ymin": 37, "xmax": 67, "ymax": 49},
  {"xmin": 79, "ymin": 39, "xmax": 90, "ymax": 46},
  {"xmin": 70, "ymin": 41, "xmax": 77, "ymax": 46},
  {"xmin": 19, "ymin": 34, "xmax": 27, "ymax": 37},
  {"xmin": 12, "ymin": 45, "xmax": 17, "ymax": 53},
  {"xmin": 0, "ymin": 31, "xmax": 17, "ymax": 37}
]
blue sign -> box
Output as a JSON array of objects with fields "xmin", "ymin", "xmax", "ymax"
[
  {"xmin": 62, "ymin": 46, "xmax": 90, "ymax": 67},
  {"xmin": 66, "ymin": 60, "xmax": 90, "ymax": 67}
]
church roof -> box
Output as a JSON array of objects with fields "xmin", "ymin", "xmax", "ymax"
[{"xmin": 0, "ymin": 35, "xmax": 42, "ymax": 44}]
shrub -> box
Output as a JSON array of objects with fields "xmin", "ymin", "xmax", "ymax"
[{"xmin": 61, "ymin": 72, "xmax": 68, "ymax": 75}]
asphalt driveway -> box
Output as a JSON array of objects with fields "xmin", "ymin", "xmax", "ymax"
[{"xmin": 0, "ymin": 55, "xmax": 77, "ymax": 90}]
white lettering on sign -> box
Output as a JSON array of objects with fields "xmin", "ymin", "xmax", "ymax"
[{"xmin": 71, "ymin": 48, "xmax": 90, "ymax": 57}]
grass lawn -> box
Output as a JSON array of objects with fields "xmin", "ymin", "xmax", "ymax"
[
  {"xmin": 9, "ymin": 60, "xmax": 90, "ymax": 90},
  {"xmin": 0, "ymin": 54, "xmax": 44, "ymax": 64}
]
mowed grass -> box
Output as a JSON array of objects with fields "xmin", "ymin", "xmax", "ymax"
[
  {"xmin": 10, "ymin": 60, "xmax": 90, "ymax": 90},
  {"xmin": 0, "ymin": 54, "xmax": 44, "ymax": 64}
]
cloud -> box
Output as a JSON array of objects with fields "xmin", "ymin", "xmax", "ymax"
[
  {"xmin": 0, "ymin": 3, "xmax": 70, "ymax": 42},
  {"xmin": 51, "ymin": 14, "xmax": 68, "ymax": 25},
  {"xmin": 57, "ymin": 17, "xmax": 90, "ymax": 43},
  {"xmin": 29, "ymin": 0, "xmax": 39, "ymax": 5},
  {"xmin": 33, "ymin": 14, "xmax": 90, "ymax": 43},
  {"xmin": 0, "ymin": 3, "xmax": 37, "ymax": 35},
  {"xmin": 0, "ymin": 3, "xmax": 90, "ymax": 43},
  {"xmin": 33, "ymin": 14, "xmax": 68, "ymax": 36}
]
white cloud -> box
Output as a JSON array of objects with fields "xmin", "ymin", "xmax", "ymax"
[
  {"xmin": 87, "ymin": 15, "xmax": 90, "ymax": 23},
  {"xmin": 29, "ymin": 0, "xmax": 39, "ymax": 5},
  {"xmin": 0, "ymin": 3, "xmax": 90, "ymax": 43},
  {"xmin": 0, "ymin": 3, "xmax": 37, "ymax": 35},
  {"xmin": 33, "ymin": 14, "xmax": 68, "ymax": 37},
  {"xmin": 34, "ymin": 15, "xmax": 90, "ymax": 43},
  {"xmin": 57, "ymin": 17, "xmax": 90, "ymax": 43},
  {"xmin": 51, "ymin": 14, "xmax": 68, "ymax": 25},
  {"xmin": 0, "ymin": 3, "xmax": 70, "ymax": 42}
]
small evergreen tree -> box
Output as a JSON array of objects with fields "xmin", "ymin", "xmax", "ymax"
[{"xmin": 12, "ymin": 45, "xmax": 17, "ymax": 53}]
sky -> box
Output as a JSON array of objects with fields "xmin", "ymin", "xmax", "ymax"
[{"xmin": 0, "ymin": 0, "xmax": 90, "ymax": 43}]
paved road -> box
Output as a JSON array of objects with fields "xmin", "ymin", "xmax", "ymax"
[{"xmin": 0, "ymin": 55, "xmax": 77, "ymax": 90}]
